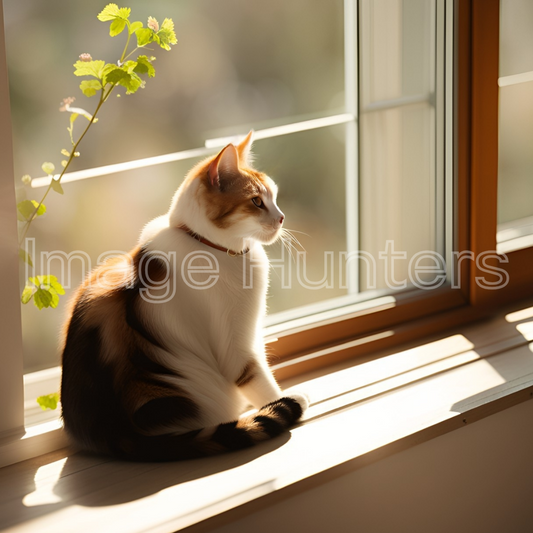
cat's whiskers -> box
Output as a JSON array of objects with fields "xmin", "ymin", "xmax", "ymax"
[
  {"xmin": 280, "ymin": 228, "xmax": 306, "ymax": 251},
  {"xmin": 277, "ymin": 228, "xmax": 306, "ymax": 263}
]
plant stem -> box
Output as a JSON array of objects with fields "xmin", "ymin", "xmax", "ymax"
[
  {"xmin": 18, "ymin": 86, "xmax": 114, "ymax": 248},
  {"xmin": 120, "ymin": 22, "xmax": 133, "ymax": 63},
  {"xmin": 123, "ymin": 47, "xmax": 138, "ymax": 62}
]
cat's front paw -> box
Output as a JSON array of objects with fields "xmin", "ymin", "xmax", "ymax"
[{"xmin": 284, "ymin": 391, "xmax": 310, "ymax": 415}]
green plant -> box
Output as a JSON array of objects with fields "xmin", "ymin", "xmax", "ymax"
[
  {"xmin": 14, "ymin": 4, "xmax": 177, "ymax": 410},
  {"xmin": 18, "ymin": 3, "xmax": 177, "ymax": 310}
]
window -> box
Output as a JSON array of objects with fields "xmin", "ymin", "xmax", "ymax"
[
  {"xmin": 6, "ymin": 0, "xmax": 450, "ymax": 376},
  {"xmin": 1, "ymin": 0, "xmax": 532, "ymax": 460}
]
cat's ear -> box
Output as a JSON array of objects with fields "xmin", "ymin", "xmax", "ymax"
[
  {"xmin": 236, "ymin": 130, "xmax": 254, "ymax": 167},
  {"xmin": 208, "ymin": 143, "xmax": 239, "ymax": 189}
]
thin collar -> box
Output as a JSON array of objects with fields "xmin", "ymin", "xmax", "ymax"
[{"xmin": 178, "ymin": 225, "xmax": 249, "ymax": 256}]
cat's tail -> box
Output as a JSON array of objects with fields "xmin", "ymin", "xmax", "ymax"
[{"xmin": 121, "ymin": 395, "xmax": 307, "ymax": 462}]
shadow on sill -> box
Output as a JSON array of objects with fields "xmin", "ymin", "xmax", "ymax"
[{"xmin": 2, "ymin": 432, "xmax": 290, "ymax": 531}]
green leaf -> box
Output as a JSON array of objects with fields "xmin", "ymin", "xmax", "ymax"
[
  {"xmin": 117, "ymin": 7, "xmax": 131, "ymax": 19},
  {"xmin": 80, "ymin": 79, "xmax": 102, "ymax": 97},
  {"xmin": 161, "ymin": 17, "xmax": 176, "ymax": 35},
  {"xmin": 134, "ymin": 55, "xmax": 156, "ymax": 78},
  {"xmin": 30, "ymin": 275, "xmax": 65, "ymax": 295},
  {"xmin": 22, "ymin": 275, "xmax": 65, "ymax": 309},
  {"xmin": 121, "ymin": 60, "xmax": 138, "ymax": 73},
  {"xmin": 17, "ymin": 200, "xmax": 46, "ymax": 221},
  {"xmin": 36, "ymin": 392, "xmax": 60, "ymax": 411},
  {"xmin": 97, "ymin": 4, "xmax": 130, "ymax": 23},
  {"xmin": 73, "ymin": 60, "xmax": 106, "ymax": 79},
  {"xmin": 105, "ymin": 63, "xmax": 145, "ymax": 94},
  {"xmin": 157, "ymin": 18, "xmax": 177, "ymax": 50},
  {"xmin": 135, "ymin": 27, "xmax": 153, "ymax": 47},
  {"xmin": 33, "ymin": 287, "xmax": 54, "ymax": 309},
  {"xmin": 120, "ymin": 71, "xmax": 144, "ymax": 94},
  {"xmin": 51, "ymin": 178, "xmax": 64, "ymax": 195},
  {"xmin": 67, "ymin": 113, "xmax": 78, "ymax": 144},
  {"xmin": 41, "ymin": 161, "xmax": 55, "ymax": 175},
  {"xmin": 109, "ymin": 17, "xmax": 127, "ymax": 37},
  {"xmin": 19, "ymin": 248, "xmax": 33, "ymax": 267},
  {"xmin": 50, "ymin": 280, "xmax": 66, "ymax": 296},
  {"xmin": 104, "ymin": 65, "xmax": 129, "ymax": 84},
  {"xmin": 97, "ymin": 3, "xmax": 120, "ymax": 21},
  {"xmin": 21, "ymin": 285, "xmax": 34, "ymax": 304},
  {"xmin": 130, "ymin": 21, "xmax": 143, "ymax": 33},
  {"xmin": 44, "ymin": 275, "xmax": 65, "ymax": 295}
]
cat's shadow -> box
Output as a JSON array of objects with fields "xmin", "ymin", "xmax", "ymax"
[
  {"xmin": 53, "ymin": 432, "xmax": 291, "ymax": 507},
  {"xmin": 1, "ymin": 434, "xmax": 291, "ymax": 532}
]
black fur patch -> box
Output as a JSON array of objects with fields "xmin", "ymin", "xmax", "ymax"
[
  {"xmin": 133, "ymin": 396, "xmax": 199, "ymax": 433},
  {"xmin": 61, "ymin": 324, "xmax": 129, "ymax": 454},
  {"xmin": 267, "ymin": 397, "xmax": 303, "ymax": 425},
  {"xmin": 253, "ymin": 415, "xmax": 284, "ymax": 437},
  {"xmin": 212, "ymin": 421, "xmax": 255, "ymax": 449},
  {"xmin": 121, "ymin": 247, "xmax": 169, "ymax": 349},
  {"xmin": 130, "ymin": 348, "xmax": 177, "ymax": 377},
  {"xmin": 123, "ymin": 288, "xmax": 164, "ymax": 348}
]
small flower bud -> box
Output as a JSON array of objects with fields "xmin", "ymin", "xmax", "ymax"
[
  {"xmin": 21, "ymin": 175, "xmax": 32, "ymax": 185},
  {"xmin": 41, "ymin": 162, "xmax": 55, "ymax": 175},
  {"xmin": 74, "ymin": 152, "xmax": 80, "ymax": 157},
  {"xmin": 59, "ymin": 96, "xmax": 75, "ymax": 112},
  {"xmin": 147, "ymin": 16, "xmax": 159, "ymax": 32},
  {"xmin": 61, "ymin": 149, "xmax": 70, "ymax": 157},
  {"xmin": 61, "ymin": 160, "xmax": 68, "ymax": 168},
  {"xmin": 79, "ymin": 53, "xmax": 93, "ymax": 62}
]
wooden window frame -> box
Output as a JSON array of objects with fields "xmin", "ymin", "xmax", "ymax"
[{"xmin": 270, "ymin": 0, "xmax": 533, "ymax": 382}]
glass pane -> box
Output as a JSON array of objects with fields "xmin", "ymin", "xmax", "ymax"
[
  {"xmin": 360, "ymin": 104, "xmax": 437, "ymax": 290},
  {"xmin": 499, "ymin": 0, "xmax": 533, "ymax": 78},
  {"xmin": 498, "ymin": 81, "xmax": 533, "ymax": 226},
  {"xmin": 359, "ymin": 0, "xmax": 433, "ymax": 107},
  {"xmin": 498, "ymin": 0, "xmax": 533, "ymax": 249},
  {"xmin": 5, "ymin": 0, "xmax": 345, "ymax": 373},
  {"xmin": 19, "ymin": 126, "xmax": 346, "ymax": 372},
  {"xmin": 358, "ymin": 0, "xmax": 440, "ymax": 291},
  {"xmin": 5, "ymin": 0, "xmax": 344, "ymax": 171},
  {"xmin": 259, "ymin": 127, "xmax": 347, "ymax": 315}
]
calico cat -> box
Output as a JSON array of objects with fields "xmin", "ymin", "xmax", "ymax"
[{"xmin": 60, "ymin": 132, "xmax": 308, "ymax": 461}]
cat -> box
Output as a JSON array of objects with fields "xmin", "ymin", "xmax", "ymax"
[{"xmin": 60, "ymin": 131, "xmax": 308, "ymax": 461}]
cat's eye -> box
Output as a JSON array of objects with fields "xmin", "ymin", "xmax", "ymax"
[{"xmin": 252, "ymin": 197, "xmax": 263, "ymax": 208}]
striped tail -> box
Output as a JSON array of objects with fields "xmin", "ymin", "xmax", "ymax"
[{"xmin": 119, "ymin": 396, "xmax": 306, "ymax": 462}]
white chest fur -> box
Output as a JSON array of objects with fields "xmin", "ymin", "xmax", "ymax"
[{"xmin": 141, "ymin": 226, "xmax": 269, "ymax": 381}]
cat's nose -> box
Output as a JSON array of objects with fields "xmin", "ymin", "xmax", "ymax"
[{"xmin": 279, "ymin": 215, "xmax": 284, "ymax": 226}]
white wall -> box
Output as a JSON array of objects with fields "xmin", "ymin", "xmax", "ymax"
[{"xmin": 196, "ymin": 399, "xmax": 533, "ymax": 533}]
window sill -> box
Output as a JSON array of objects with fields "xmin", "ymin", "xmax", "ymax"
[{"xmin": 1, "ymin": 299, "xmax": 533, "ymax": 533}]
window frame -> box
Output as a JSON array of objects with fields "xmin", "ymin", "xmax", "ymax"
[
  {"xmin": 1, "ymin": 0, "xmax": 531, "ymax": 459},
  {"xmin": 270, "ymin": 0, "xmax": 533, "ymax": 380}
]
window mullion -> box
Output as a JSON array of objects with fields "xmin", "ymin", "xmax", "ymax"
[{"xmin": 344, "ymin": 0, "xmax": 359, "ymax": 294}]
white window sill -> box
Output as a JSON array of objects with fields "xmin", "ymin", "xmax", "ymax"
[{"xmin": 1, "ymin": 301, "xmax": 533, "ymax": 533}]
